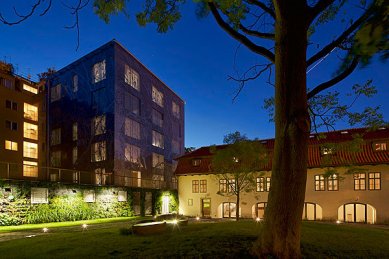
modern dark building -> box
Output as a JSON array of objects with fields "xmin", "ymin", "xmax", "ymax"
[
  {"xmin": 0, "ymin": 61, "xmax": 46, "ymax": 180},
  {"xmin": 47, "ymin": 40, "xmax": 185, "ymax": 188}
]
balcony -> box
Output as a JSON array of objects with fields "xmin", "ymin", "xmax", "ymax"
[{"xmin": 0, "ymin": 161, "xmax": 177, "ymax": 190}]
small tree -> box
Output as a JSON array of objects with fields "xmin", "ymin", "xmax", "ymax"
[{"xmin": 211, "ymin": 132, "xmax": 267, "ymax": 220}]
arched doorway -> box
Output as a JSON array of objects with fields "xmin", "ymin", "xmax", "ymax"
[
  {"xmin": 302, "ymin": 202, "xmax": 323, "ymax": 221},
  {"xmin": 338, "ymin": 203, "xmax": 376, "ymax": 224},
  {"xmin": 255, "ymin": 202, "xmax": 267, "ymax": 219},
  {"xmin": 223, "ymin": 202, "xmax": 236, "ymax": 218}
]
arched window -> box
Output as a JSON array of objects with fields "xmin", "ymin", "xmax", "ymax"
[
  {"xmin": 338, "ymin": 203, "xmax": 376, "ymax": 224},
  {"xmin": 302, "ymin": 202, "xmax": 323, "ymax": 221}
]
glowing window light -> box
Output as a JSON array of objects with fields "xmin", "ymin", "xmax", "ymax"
[
  {"xmin": 162, "ymin": 195, "xmax": 170, "ymax": 214},
  {"xmin": 23, "ymin": 84, "xmax": 38, "ymax": 94}
]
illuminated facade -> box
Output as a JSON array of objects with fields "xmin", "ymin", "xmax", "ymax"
[
  {"xmin": 175, "ymin": 128, "xmax": 389, "ymax": 224},
  {"xmin": 0, "ymin": 61, "xmax": 46, "ymax": 180},
  {"xmin": 47, "ymin": 40, "xmax": 184, "ymax": 187}
]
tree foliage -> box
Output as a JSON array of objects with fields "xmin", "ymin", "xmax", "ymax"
[{"xmin": 211, "ymin": 133, "xmax": 268, "ymax": 221}]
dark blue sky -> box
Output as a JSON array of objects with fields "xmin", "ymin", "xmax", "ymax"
[{"xmin": 1, "ymin": 1, "xmax": 387, "ymax": 148}]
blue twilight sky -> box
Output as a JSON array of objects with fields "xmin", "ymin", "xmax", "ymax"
[{"xmin": 0, "ymin": 1, "xmax": 388, "ymax": 148}]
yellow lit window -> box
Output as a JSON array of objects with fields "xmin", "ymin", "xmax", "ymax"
[
  {"xmin": 24, "ymin": 122, "xmax": 38, "ymax": 140},
  {"xmin": 23, "ymin": 161, "xmax": 38, "ymax": 177},
  {"xmin": 24, "ymin": 103, "xmax": 38, "ymax": 121},
  {"xmin": 23, "ymin": 84, "xmax": 38, "ymax": 94},
  {"xmin": 5, "ymin": 140, "xmax": 18, "ymax": 151},
  {"xmin": 23, "ymin": 141, "xmax": 38, "ymax": 159}
]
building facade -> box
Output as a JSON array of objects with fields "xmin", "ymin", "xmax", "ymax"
[
  {"xmin": 0, "ymin": 61, "xmax": 46, "ymax": 180},
  {"xmin": 48, "ymin": 40, "xmax": 184, "ymax": 188},
  {"xmin": 175, "ymin": 128, "xmax": 389, "ymax": 224}
]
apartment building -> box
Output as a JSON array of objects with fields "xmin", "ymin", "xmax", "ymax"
[
  {"xmin": 47, "ymin": 40, "xmax": 184, "ymax": 188},
  {"xmin": 175, "ymin": 128, "xmax": 389, "ymax": 224},
  {"xmin": 0, "ymin": 61, "xmax": 46, "ymax": 180}
]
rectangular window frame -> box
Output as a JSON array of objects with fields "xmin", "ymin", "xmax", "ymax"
[{"xmin": 192, "ymin": 180, "xmax": 199, "ymax": 193}]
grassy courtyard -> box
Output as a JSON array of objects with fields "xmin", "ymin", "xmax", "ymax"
[{"xmin": 0, "ymin": 219, "xmax": 388, "ymax": 258}]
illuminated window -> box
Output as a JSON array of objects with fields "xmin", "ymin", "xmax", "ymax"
[
  {"xmin": 95, "ymin": 168, "xmax": 109, "ymax": 185},
  {"xmin": 265, "ymin": 177, "xmax": 271, "ymax": 192},
  {"xmin": 5, "ymin": 140, "xmax": 18, "ymax": 151},
  {"xmin": 91, "ymin": 141, "xmax": 106, "ymax": 162},
  {"xmin": 73, "ymin": 75, "xmax": 78, "ymax": 92},
  {"xmin": 72, "ymin": 123, "xmax": 78, "ymax": 141},
  {"xmin": 192, "ymin": 159, "xmax": 201, "ymax": 166},
  {"xmin": 152, "ymin": 153, "xmax": 164, "ymax": 170},
  {"xmin": 51, "ymin": 84, "xmax": 61, "ymax": 102},
  {"xmin": 50, "ymin": 128, "xmax": 61, "ymax": 146},
  {"xmin": 24, "ymin": 103, "xmax": 38, "ymax": 121},
  {"xmin": 219, "ymin": 179, "xmax": 227, "ymax": 193},
  {"xmin": 93, "ymin": 60, "xmax": 106, "ymax": 83},
  {"xmin": 315, "ymin": 175, "xmax": 325, "ymax": 191},
  {"xmin": 124, "ymin": 65, "xmax": 140, "ymax": 91},
  {"xmin": 5, "ymin": 120, "xmax": 17, "ymax": 131},
  {"xmin": 354, "ymin": 173, "xmax": 366, "ymax": 190},
  {"xmin": 256, "ymin": 177, "xmax": 265, "ymax": 192},
  {"xmin": 124, "ymin": 118, "xmax": 140, "ymax": 139},
  {"xmin": 92, "ymin": 115, "xmax": 106, "ymax": 136},
  {"xmin": 23, "ymin": 161, "xmax": 38, "ymax": 177},
  {"xmin": 5, "ymin": 100, "xmax": 17, "ymax": 110},
  {"xmin": 24, "ymin": 122, "xmax": 38, "ymax": 140},
  {"xmin": 228, "ymin": 179, "xmax": 236, "ymax": 193},
  {"xmin": 200, "ymin": 180, "xmax": 207, "ymax": 193},
  {"xmin": 23, "ymin": 142, "xmax": 38, "ymax": 159},
  {"xmin": 368, "ymin": 172, "xmax": 381, "ymax": 190},
  {"xmin": 125, "ymin": 93, "xmax": 140, "ymax": 115},
  {"xmin": 152, "ymin": 86, "xmax": 164, "ymax": 107},
  {"xmin": 50, "ymin": 151, "xmax": 61, "ymax": 167},
  {"xmin": 321, "ymin": 146, "xmax": 335, "ymax": 155},
  {"xmin": 152, "ymin": 130, "xmax": 164, "ymax": 149},
  {"xmin": 125, "ymin": 144, "xmax": 140, "ymax": 163},
  {"xmin": 373, "ymin": 142, "xmax": 387, "ymax": 151},
  {"xmin": 172, "ymin": 101, "xmax": 180, "ymax": 119},
  {"xmin": 192, "ymin": 180, "xmax": 199, "ymax": 193},
  {"xmin": 152, "ymin": 109, "xmax": 163, "ymax": 127},
  {"xmin": 327, "ymin": 174, "xmax": 339, "ymax": 191},
  {"xmin": 23, "ymin": 84, "xmax": 38, "ymax": 94},
  {"xmin": 72, "ymin": 147, "xmax": 78, "ymax": 164}
]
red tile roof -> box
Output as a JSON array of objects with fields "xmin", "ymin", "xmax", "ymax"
[{"xmin": 175, "ymin": 127, "xmax": 389, "ymax": 175}]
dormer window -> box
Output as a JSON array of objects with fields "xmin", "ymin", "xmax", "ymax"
[
  {"xmin": 321, "ymin": 146, "xmax": 335, "ymax": 155},
  {"xmin": 192, "ymin": 159, "xmax": 201, "ymax": 166},
  {"xmin": 373, "ymin": 142, "xmax": 387, "ymax": 151}
]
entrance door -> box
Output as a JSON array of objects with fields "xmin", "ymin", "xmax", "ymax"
[{"xmin": 202, "ymin": 199, "xmax": 211, "ymax": 217}]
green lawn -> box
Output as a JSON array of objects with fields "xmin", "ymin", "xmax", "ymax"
[{"xmin": 0, "ymin": 220, "xmax": 388, "ymax": 258}]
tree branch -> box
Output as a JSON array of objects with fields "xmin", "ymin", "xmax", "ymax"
[
  {"xmin": 307, "ymin": 57, "xmax": 359, "ymax": 99},
  {"xmin": 239, "ymin": 23, "xmax": 275, "ymax": 39},
  {"xmin": 245, "ymin": 0, "xmax": 275, "ymax": 19},
  {"xmin": 0, "ymin": 0, "xmax": 43, "ymax": 25},
  {"xmin": 308, "ymin": 0, "xmax": 335, "ymax": 23},
  {"xmin": 208, "ymin": 2, "xmax": 275, "ymax": 63},
  {"xmin": 307, "ymin": 6, "xmax": 374, "ymax": 66}
]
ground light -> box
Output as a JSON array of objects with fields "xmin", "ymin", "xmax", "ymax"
[
  {"xmin": 196, "ymin": 216, "xmax": 200, "ymax": 221},
  {"xmin": 336, "ymin": 220, "xmax": 341, "ymax": 224},
  {"xmin": 172, "ymin": 219, "xmax": 178, "ymax": 225},
  {"xmin": 42, "ymin": 228, "xmax": 49, "ymax": 233},
  {"xmin": 255, "ymin": 217, "xmax": 261, "ymax": 222},
  {"xmin": 82, "ymin": 224, "xmax": 88, "ymax": 230}
]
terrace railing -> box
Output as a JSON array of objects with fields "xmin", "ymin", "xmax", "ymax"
[{"xmin": 0, "ymin": 161, "xmax": 177, "ymax": 190}]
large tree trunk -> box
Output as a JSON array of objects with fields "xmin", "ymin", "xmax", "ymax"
[{"xmin": 253, "ymin": 1, "xmax": 310, "ymax": 258}]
